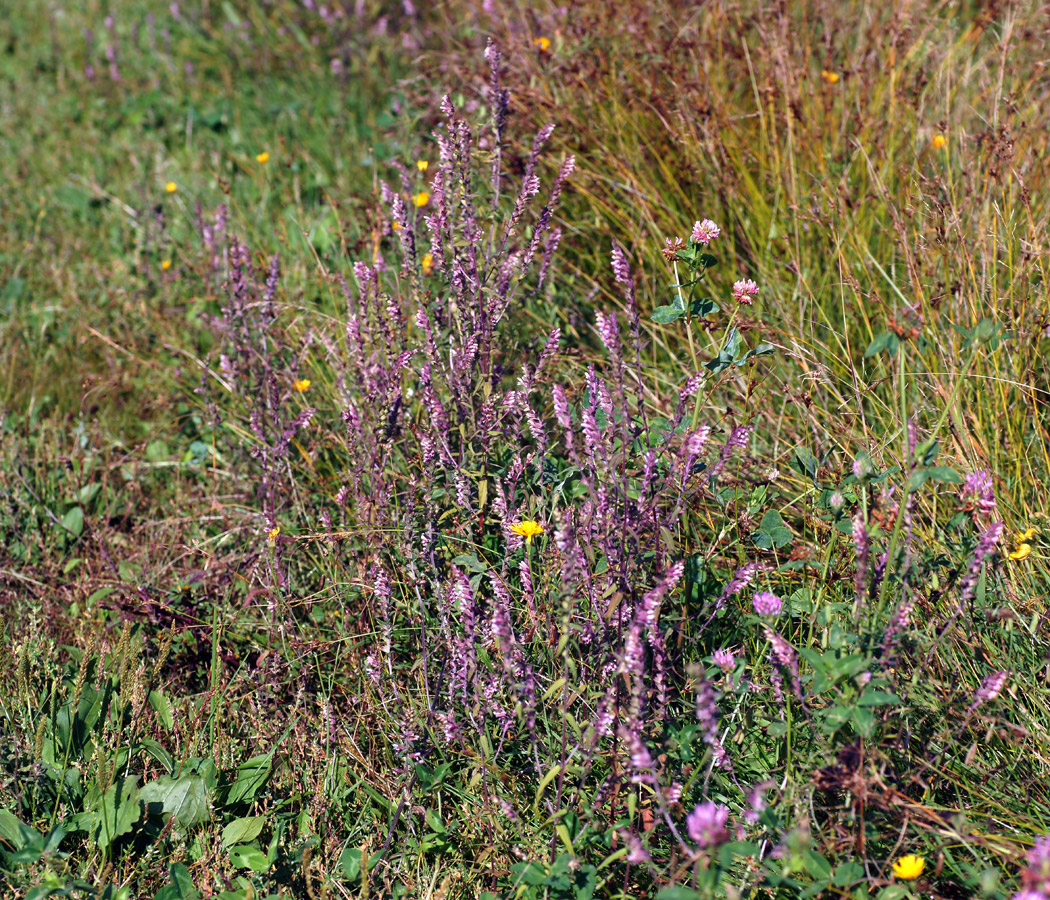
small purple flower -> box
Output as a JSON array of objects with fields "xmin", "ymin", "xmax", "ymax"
[
  {"xmin": 690, "ymin": 219, "xmax": 721, "ymax": 245},
  {"xmin": 960, "ymin": 469, "xmax": 997, "ymax": 514},
  {"xmin": 625, "ymin": 831, "xmax": 649, "ymax": 864},
  {"xmin": 686, "ymin": 801, "xmax": 729, "ymax": 848},
  {"xmin": 732, "ymin": 278, "xmax": 759, "ymax": 305},
  {"xmin": 744, "ymin": 783, "xmax": 771, "ymax": 824},
  {"xmin": 662, "ymin": 236, "xmax": 684, "ymax": 260},
  {"xmin": 713, "ymin": 648, "xmax": 735, "ymax": 672},
  {"xmin": 969, "ymin": 670, "xmax": 1009, "ymax": 712},
  {"xmin": 1020, "ymin": 836, "xmax": 1050, "ymax": 896},
  {"xmin": 753, "ymin": 591, "xmax": 782, "ymax": 617},
  {"xmin": 958, "ymin": 520, "xmax": 1004, "ymax": 610},
  {"xmin": 611, "ymin": 242, "xmax": 632, "ymax": 288}
]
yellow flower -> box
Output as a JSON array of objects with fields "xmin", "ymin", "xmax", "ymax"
[
  {"xmin": 392, "ymin": 221, "xmax": 402, "ymax": 231},
  {"xmin": 413, "ymin": 191, "xmax": 430, "ymax": 208},
  {"xmin": 533, "ymin": 36, "xmax": 551, "ymax": 52},
  {"xmin": 1017, "ymin": 527, "xmax": 1040, "ymax": 542},
  {"xmin": 267, "ymin": 526, "xmax": 281, "ymax": 543},
  {"xmin": 931, "ymin": 134, "xmax": 947, "ymax": 150},
  {"xmin": 161, "ymin": 259, "xmax": 172, "ymax": 271},
  {"xmin": 256, "ymin": 151, "xmax": 270, "ymax": 163},
  {"xmin": 422, "ymin": 252, "xmax": 434, "ymax": 275},
  {"xmin": 821, "ymin": 69, "xmax": 840, "ymax": 84},
  {"xmin": 292, "ymin": 378, "xmax": 311, "ymax": 393},
  {"xmin": 165, "ymin": 181, "xmax": 178, "ymax": 193},
  {"xmin": 1010, "ymin": 543, "xmax": 1032, "ymax": 561},
  {"xmin": 891, "ymin": 855, "xmax": 925, "ymax": 880},
  {"xmin": 416, "ymin": 159, "xmax": 429, "ymax": 172},
  {"xmin": 511, "ymin": 521, "xmax": 545, "ymax": 544}
]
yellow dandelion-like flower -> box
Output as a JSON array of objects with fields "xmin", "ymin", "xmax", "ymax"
[
  {"xmin": 931, "ymin": 134, "xmax": 947, "ymax": 150},
  {"xmin": 416, "ymin": 159, "xmax": 429, "ymax": 172},
  {"xmin": 821, "ymin": 69, "xmax": 840, "ymax": 84},
  {"xmin": 256, "ymin": 151, "xmax": 270, "ymax": 163},
  {"xmin": 533, "ymin": 36, "xmax": 551, "ymax": 52},
  {"xmin": 268, "ymin": 526, "xmax": 281, "ymax": 543},
  {"xmin": 891, "ymin": 855, "xmax": 925, "ymax": 881},
  {"xmin": 165, "ymin": 181, "xmax": 178, "ymax": 193},
  {"xmin": 292, "ymin": 378, "xmax": 311, "ymax": 393},
  {"xmin": 422, "ymin": 252, "xmax": 434, "ymax": 275},
  {"xmin": 510, "ymin": 521, "xmax": 545, "ymax": 544},
  {"xmin": 161, "ymin": 259, "xmax": 172, "ymax": 271},
  {"xmin": 413, "ymin": 191, "xmax": 430, "ymax": 208},
  {"xmin": 1010, "ymin": 543, "xmax": 1032, "ymax": 562}
]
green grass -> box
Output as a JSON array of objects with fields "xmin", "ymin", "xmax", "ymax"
[{"xmin": 4, "ymin": 2, "xmax": 1050, "ymax": 899}]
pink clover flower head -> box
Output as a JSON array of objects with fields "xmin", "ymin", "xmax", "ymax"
[
  {"xmin": 960, "ymin": 469, "xmax": 996, "ymax": 514},
  {"xmin": 686, "ymin": 801, "xmax": 730, "ymax": 848},
  {"xmin": 753, "ymin": 591, "xmax": 782, "ymax": 617},
  {"xmin": 712, "ymin": 648, "xmax": 735, "ymax": 672},
  {"xmin": 732, "ymin": 278, "xmax": 759, "ymax": 305},
  {"xmin": 690, "ymin": 218, "xmax": 721, "ymax": 245},
  {"xmin": 662, "ymin": 236, "xmax": 684, "ymax": 261}
]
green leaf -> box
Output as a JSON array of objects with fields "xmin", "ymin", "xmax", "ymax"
[
  {"xmin": 511, "ymin": 861, "xmax": 549, "ymax": 886},
  {"xmin": 805, "ymin": 850, "xmax": 833, "ymax": 879},
  {"xmin": 228, "ymin": 844, "xmax": 269, "ymax": 872},
  {"xmin": 852, "ymin": 706, "xmax": 876, "ymax": 737},
  {"xmin": 140, "ymin": 775, "xmax": 210, "ymax": 829},
  {"xmin": 651, "ymin": 304, "xmax": 685, "ymax": 324},
  {"xmin": 93, "ymin": 777, "xmax": 142, "ymax": 854},
  {"xmin": 864, "ymin": 332, "xmax": 889, "ymax": 357},
  {"xmin": 148, "ymin": 691, "xmax": 175, "ymax": 731},
  {"xmin": 0, "ymin": 809, "xmax": 35, "ymax": 851},
  {"xmin": 61, "ymin": 506, "xmax": 84, "ymax": 538},
  {"xmin": 864, "ymin": 331, "xmax": 898, "ymax": 358},
  {"xmin": 833, "ymin": 860, "xmax": 866, "ymax": 887},
  {"xmin": 222, "ymin": 756, "xmax": 272, "ymax": 806},
  {"xmin": 140, "ymin": 739, "xmax": 174, "ymax": 774},
  {"xmin": 689, "ymin": 298, "xmax": 719, "ymax": 318},
  {"xmin": 341, "ymin": 847, "xmax": 363, "ymax": 882},
  {"xmin": 907, "ymin": 469, "xmax": 929, "ymax": 491},
  {"xmin": 656, "ymin": 888, "xmax": 707, "ymax": 900},
  {"xmin": 822, "ymin": 706, "xmax": 852, "ymax": 733},
  {"xmin": 153, "ymin": 863, "xmax": 200, "ymax": 900},
  {"xmin": 222, "ymin": 815, "xmax": 266, "ymax": 848},
  {"xmin": 927, "ymin": 465, "xmax": 963, "ymax": 484},
  {"xmin": 706, "ymin": 327, "xmax": 742, "ymax": 375},
  {"xmin": 858, "ymin": 688, "xmax": 899, "ymax": 707}
]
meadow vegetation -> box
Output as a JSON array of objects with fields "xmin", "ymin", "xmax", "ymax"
[{"xmin": 3, "ymin": 1, "xmax": 1050, "ymax": 898}]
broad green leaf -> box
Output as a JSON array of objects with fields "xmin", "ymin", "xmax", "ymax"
[
  {"xmin": 651, "ymin": 305, "xmax": 685, "ymax": 324},
  {"xmin": 222, "ymin": 756, "xmax": 272, "ymax": 806},
  {"xmin": 94, "ymin": 777, "xmax": 142, "ymax": 854},
  {"xmin": 656, "ymin": 888, "xmax": 706, "ymax": 900},
  {"xmin": 61, "ymin": 506, "xmax": 84, "ymax": 538},
  {"xmin": 858, "ymin": 689, "xmax": 899, "ymax": 707},
  {"xmin": 221, "ymin": 815, "xmax": 266, "ymax": 847},
  {"xmin": 153, "ymin": 863, "xmax": 200, "ymax": 900},
  {"xmin": 228, "ymin": 844, "xmax": 269, "ymax": 872},
  {"xmin": 140, "ymin": 774, "xmax": 210, "ymax": 829},
  {"xmin": 148, "ymin": 690, "xmax": 175, "ymax": 731}
]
